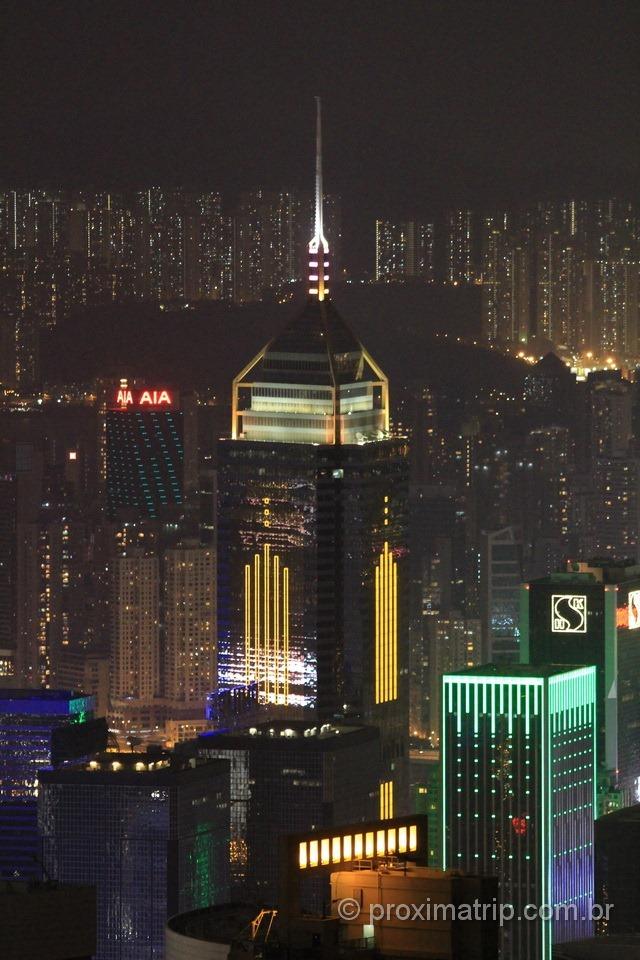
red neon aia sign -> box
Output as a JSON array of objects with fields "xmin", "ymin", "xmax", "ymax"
[{"xmin": 114, "ymin": 380, "xmax": 173, "ymax": 408}]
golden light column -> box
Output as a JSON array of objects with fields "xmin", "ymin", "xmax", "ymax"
[
  {"xmin": 244, "ymin": 544, "xmax": 290, "ymax": 703},
  {"xmin": 375, "ymin": 541, "xmax": 398, "ymax": 705}
]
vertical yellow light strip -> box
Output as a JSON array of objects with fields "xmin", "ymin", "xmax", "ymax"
[
  {"xmin": 243, "ymin": 547, "xmax": 291, "ymax": 705},
  {"xmin": 375, "ymin": 543, "xmax": 398, "ymax": 705},
  {"xmin": 244, "ymin": 565, "xmax": 251, "ymax": 685},
  {"xmin": 263, "ymin": 544, "xmax": 270, "ymax": 700},
  {"xmin": 254, "ymin": 553, "xmax": 260, "ymax": 692},
  {"xmin": 375, "ymin": 565, "xmax": 381, "ymax": 704},
  {"xmin": 274, "ymin": 554, "xmax": 280, "ymax": 703},
  {"xmin": 380, "ymin": 545, "xmax": 386, "ymax": 703},
  {"xmin": 283, "ymin": 567, "xmax": 289, "ymax": 703},
  {"xmin": 386, "ymin": 543, "xmax": 391, "ymax": 703},
  {"xmin": 379, "ymin": 780, "xmax": 394, "ymax": 820},
  {"xmin": 391, "ymin": 549, "xmax": 397, "ymax": 700}
]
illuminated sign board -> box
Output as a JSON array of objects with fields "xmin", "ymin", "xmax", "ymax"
[
  {"xmin": 629, "ymin": 590, "xmax": 640, "ymax": 630},
  {"xmin": 551, "ymin": 594, "xmax": 587, "ymax": 633},
  {"xmin": 294, "ymin": 815, "xmax": 427, "ymax": 872},
  {"xmin": 113, "ymin": 380, "xmax": 174, "ymax": 409}
]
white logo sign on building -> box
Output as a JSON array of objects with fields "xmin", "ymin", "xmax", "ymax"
[{"xmin": 551, "ymin": 594, "xmax": 587, "ymax": 633}]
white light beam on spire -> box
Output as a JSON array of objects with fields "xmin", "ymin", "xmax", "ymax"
[{"xmin": 309, "ymin": 96, "xmax": 329, "ymax": 300}]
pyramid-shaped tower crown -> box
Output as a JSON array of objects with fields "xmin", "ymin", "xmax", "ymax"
[
  {"xmin": 232, "ymin": 298, "xmax": 388, "ymax": 444},
  {"xmin": 231, "ymin": 101, "xmax": 389, "ymax": 445}
]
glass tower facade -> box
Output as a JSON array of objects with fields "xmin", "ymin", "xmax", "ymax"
[
  {"xmin": 217, "ymin": 294, "xmax": 410, "ymax": 809},
  {"xmin": 0, "ymin": 688, "xmax": 105, "ymax": 881},
  {"xmin": 39, "ymin": 753, "xmax": 230, "ymax": 960},
  {"xmin": 106, "ymin": 407, "xmax": 184, "ymax": 519},
  {"xmin": 197, "ymin": 720, "xmax": 380, "ymax": 908},
  {"xmin": 442, "ymin": 663, "xmax": 597, "ymax": 960}
]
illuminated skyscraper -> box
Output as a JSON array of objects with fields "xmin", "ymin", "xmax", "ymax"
[
  {"xmin": 480, "ymin": 215, "xmax": 532, "ymax": 344},
  {"xmin": 105, "ymin": 380, "xmax": 197, "ymax": 520},
  {"xmin": 442, "ymin": 663, "xmax": 597, "ymax": 960},
  {"xmin": 110, "ymin": 550, "xmax": 160, "ymax": 709},
  {"xmin": 535, "ymin": 230, "xmax": 581, "ymax": 347},
  {"xmin": 480, "ymin": 526, "xmax": 523, "ymax": 663},
  {"xmin": 217, "ymin": 100, "xmax": 410, "ymax": 808},
  {"xmin": 445, "ymin": 209, "xmax": 475, "ymax": 284},
  {"xmin": 164, "ymin": 542, "xmax": 217, "ymax": 706},
  {"xmin": 0, "ymin": 688, "xmax": 107, "ymax": 882}
]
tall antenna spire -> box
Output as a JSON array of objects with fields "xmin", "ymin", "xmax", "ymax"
[{"xmin": 309, "ymin": 97, "xmax": 329, "ymax": 301}]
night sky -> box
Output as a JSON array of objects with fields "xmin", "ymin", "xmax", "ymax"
[{"xmin": 3, "ymin": 1, "xmax": 639, "ymax": 267}]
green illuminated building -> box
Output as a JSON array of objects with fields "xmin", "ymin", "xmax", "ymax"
[{"xmin": 442, "ymin": 663, "xmax": 597, "ymax": 960}]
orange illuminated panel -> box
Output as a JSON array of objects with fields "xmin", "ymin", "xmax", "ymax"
[
  {"xmin": 321, "ymin": 838, "xmax": 330, "ymax": 865},
  {"xmin": 398, "ymin": 826, "xmax": 408, "ymax": 853},
  {"xmin": 343, "ymin": 835, "xmax": 352, "ymax": 861},
  {"xmin": 295, "ymin": 817, "xmax": 423, "ymax": 871},
  {"xmin": 365, "ymin": 832, "xmax": 374, "ymax": 858},
  {"xmin": 309, "ymin": 840, "xmax": 319, "ymax": 867},
  {"xmin": 332, "ymin": 837, "xmax": 341, "ymax": 863},
  {"xmin": 354, "ymin": 834, "xmax": 363, "ymax": 858},
  {"xmin": 387, "ymin": 828, "xmax": 396, "ymax": 854},
  {"xmin": 409, "ymin": 824, "xmax": 417, "ymax": 852}
]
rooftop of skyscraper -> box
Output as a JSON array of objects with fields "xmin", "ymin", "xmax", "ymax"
[
  {"xmin": 38, "ymin": 751, "xmax": 229, "ymax": 786},
  {"xmin": 447, "ymin": 663, "xmax": 594, "ymax": 679},
  {"xmin": 198, "ymin": 719, "xmax": 380, "ymax": 750},
  {"xmin": 0, "ymin": 689, "xmax": 93, "ymax": 716}
]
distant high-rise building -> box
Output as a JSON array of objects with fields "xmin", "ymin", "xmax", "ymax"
[
  {"xmin": 445, "ymin": 209, "xmax": 475, "ymax": 284},
  {"xmin": 0, "ymin": 474, "xmax": 17, "ymax": 679},
  {"xmin": 481, "ymin": 215, "xmax": 532, "ymax": 343},
  {"xmin": 375, "ymin": 220, "xmax": 434, "ymax": 282},
  {"xmin": 233, "ymin": 189, "xmax": 267, "ymax": 304},
  {"xmin": 442, "ymin": 663, "xmax": 597, "ymax": 960},
  {"xmin": 581, "ymin": 258, "xmax": 640, "ymax": 355},
  {"xmin": 429, "ymin": 613, "xmax": 479, "ymax": 739},
  {"xmin": 480, "ymin": 526, "xmax": 523, "ymax": 662},
  {"xmin": 164, "ymin": 542, "xmax": 216, "ymax": 706},
  {"xmin": 584, "ymin": 373, "xmax": 639, "ymax": 558},
  {"xmin": 535, "ymin": 231, "xmax": 581, "ymax": 347},
  {"xmin": 198, "ymin": 192, "xmax": 233, "ymax": 301},
  {"xmin": 0, "ymin": 688, "xmax": 107, "ymax": 881},
  {"xmin": 105, "ymin": 379, "xmax": 197, "ymax": 520},
  {"xmin": 587, "ymin": 372, "xmax": 633, "ymax": 459},
  {"xmin": 522, "ymin": 426, "xmax": 572, "ymax": 579},
  {"xmin": 110, "ymin": 550, "xmax": 160, "ymax": 709},
  {"xmin": 39, "ymin": 752, "xmax": 230, "ymax": 960}
]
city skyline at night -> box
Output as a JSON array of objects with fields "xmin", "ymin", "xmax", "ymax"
[{"xmin": 2, "ymin": 4, "xmax": 640, "ymax": 958}]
